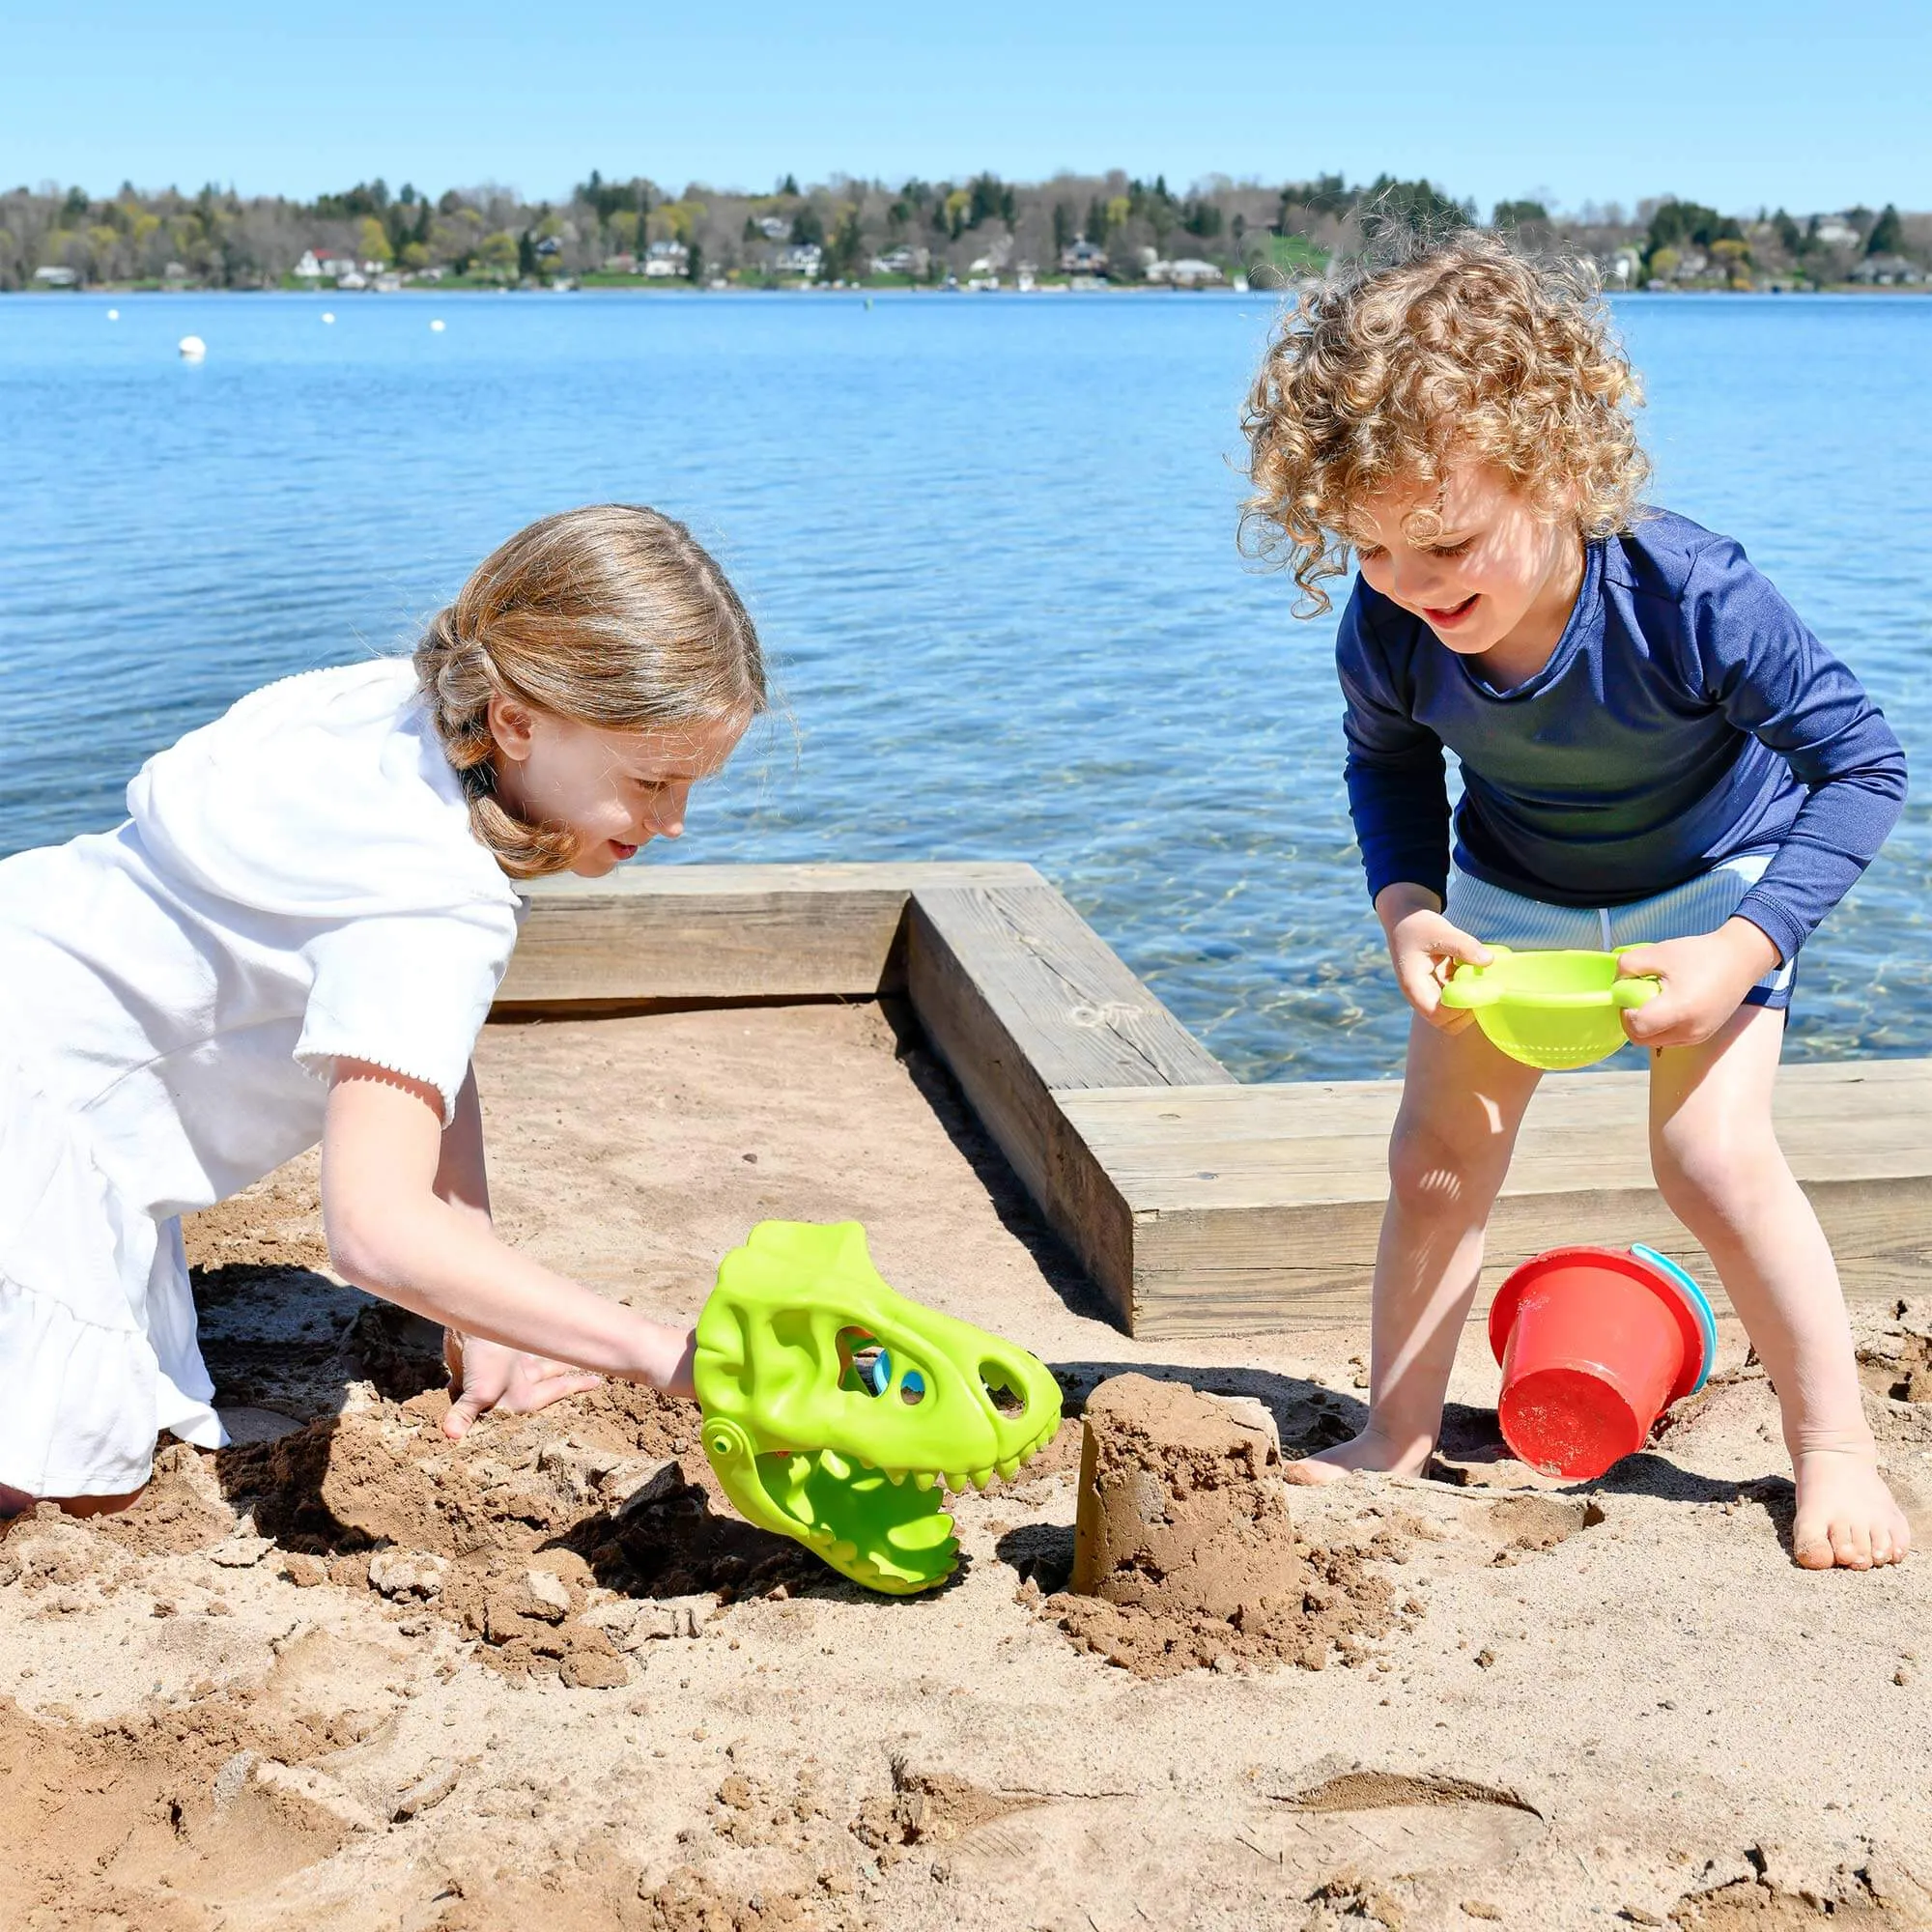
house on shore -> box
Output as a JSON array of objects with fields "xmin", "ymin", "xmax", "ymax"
[
  {"xmin": 295, "ymin": 249, "xmax": 365, "ymax": 283},
  {"xmin": 1147, "ymin": 257, "xmax": 1226, "ymax": 287},
  {"xmin": 1058, "ymin": 239, "xmax": 1108, "ymax": 276},
  {"xmin": 1605, "ymin": 245, "xmax": 1644, "ymax": 285},
  {"xmin": 644, "ymin": 240, "xmax": 689, "ymax": 278},
  {"xmin": 1849, "ymin": 253, "xmax": 1925, "ymax": 286},
  {"xmin": 773, "ymin": 242, "xmax": 822, "ymax": 279}
]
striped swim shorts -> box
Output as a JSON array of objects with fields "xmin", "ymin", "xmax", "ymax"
[{"xmin": 1442, "ymin": 851, "xmax": 1795, "ymax": 1011}]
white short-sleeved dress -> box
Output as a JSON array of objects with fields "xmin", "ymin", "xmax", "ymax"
[{"xmin": 0, "ymin": 661, "xmax": 526, "ymax": 1497}]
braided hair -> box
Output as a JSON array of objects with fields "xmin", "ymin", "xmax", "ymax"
[{"xmin": 412, "ymin": 506, "xmax": 766, "ymax": 878}]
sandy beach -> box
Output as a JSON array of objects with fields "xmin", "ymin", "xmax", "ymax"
[{"xmin": 5, "ymin": 1001, "xmax": 1930, "ymax": 1931}]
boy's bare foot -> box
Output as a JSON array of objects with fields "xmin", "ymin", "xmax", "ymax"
[
  {"xmin": 1791, "ymin": 1448, "xmax": 1912, "ymax": 1570},
  {"xmin": 1285, "ymin": 1423, "xmax": 1435, "ymax": 1486}
]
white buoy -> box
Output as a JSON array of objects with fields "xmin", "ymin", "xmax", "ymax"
[
  {"xmin": 178, "ymin": 334, "xmax": 206, "ymax": 360},
  {"xmin": 106, "ymin": 307, "xmax": 120, "ymax": 320},
  {"xmin": 321, "ymin": 311, "xmax": 335, "ymax": 324},
  {"xmin": 429, "ymin": 318, "xmax": 445, "ymax": 332}
]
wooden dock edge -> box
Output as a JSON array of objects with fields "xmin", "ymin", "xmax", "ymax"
[{"xmin": 497, "ymin": 864, "xmax": 1932, "ymax": 1337}]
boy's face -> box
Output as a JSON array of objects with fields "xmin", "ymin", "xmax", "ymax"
[
  {"xmin": 487, "ymin": 701, "xmax": 749, "ymax": 877},
  {"xmin": 1350, "ymin": 461, "xmax": 1579, "ymax": 664}
]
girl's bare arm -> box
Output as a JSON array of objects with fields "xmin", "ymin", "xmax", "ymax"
[
  {"xmin": 434, "ymin": 1064, "xmax": 496, "ymax": 1233},
  {"xmin": 320, "ymin": 1059, "xmax": 692, "ymax": 1389}
]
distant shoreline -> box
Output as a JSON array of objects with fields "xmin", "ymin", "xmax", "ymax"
[{"xmin": 9, "ymin": 281, "xmax": 1929, "ymax": 299}]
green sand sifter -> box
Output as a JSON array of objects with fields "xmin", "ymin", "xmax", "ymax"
[{"xmin": 1440, "ymin": 945, "xmax": 1662, "ymax": 1070}]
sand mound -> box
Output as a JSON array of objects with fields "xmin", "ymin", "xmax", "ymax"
[
  {"xmin": 74, "ymin": 1352, "xmax": 837, "ymax": 1694},
  {"xmin": 90, "ymin": 1438, "xmax": 239, "ymax": 1556},
  {"xmin": 213, "ymin": 1378, "xmax": 837, "ymax": 1682},
  {"xmin": 221, "ymin": 1379, "xmax": 694, "ymax": 1558},
  {"xmin": 1037, "ymin": 1374, "xmax": 1399, "ymax": 1678}
]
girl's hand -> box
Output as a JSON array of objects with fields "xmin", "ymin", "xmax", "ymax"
[
  {"xmin": 1375, "ymin": 883, "xmax": 1493, "ymax": 1031},
  {"xmin": 442, "ymin": 1329, "xmax": 604, "ymax": 1440},
  {"xmin": 1615, "ymin": 919, "xmax": 1782, "ymax": 1050}
]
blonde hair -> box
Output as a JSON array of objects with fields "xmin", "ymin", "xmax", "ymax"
[
  {"xmin": 1240, "ymin": 231, "xmax": 1650, "ymax": 614},
  {"xmin": 413, "ymin": 505, "xmax": 766, "ymax": 877}
]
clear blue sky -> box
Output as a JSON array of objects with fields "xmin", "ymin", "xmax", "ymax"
[{"xmin": 8, "ymin": 1, "xmax": 1928, "ymax": 217}]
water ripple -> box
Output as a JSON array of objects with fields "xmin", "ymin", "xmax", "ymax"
[{"xmin": 2, "ymin": 291, "xmax": 1926, "ymax": 1080}]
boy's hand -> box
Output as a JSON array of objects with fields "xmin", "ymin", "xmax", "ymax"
[
  {"xmin": 441, "ymin": 1329, "xmax": 604, "ymax": 1440},
  {"xmin": 1374, "ymin": 883, "xmax": 1493, "ymax": 1031},
  {"xmin": 1615, "ymin": 918, "xmax": 1782, "ymax": 1050}
]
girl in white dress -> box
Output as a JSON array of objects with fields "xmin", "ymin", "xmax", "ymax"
[{"xmin": 0, "ymin": 504, "xmax": 763, "ymax": 1518}]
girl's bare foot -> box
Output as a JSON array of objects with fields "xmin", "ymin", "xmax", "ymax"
[
  {"xmin": 1285, "ymin": 1422, "xmax": 1435, "ymax": 1486},
  {"xmin": 1791, "ymin": 1448, "xmax": 1912, "ymax": 1570}
]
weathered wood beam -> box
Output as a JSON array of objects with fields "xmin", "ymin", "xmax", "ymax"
[
  {"xmin": 903, "ymin": 881, "xmax": 1233, "ymax": 1309},
  {"xmin": 1057, "ymin": 1059, "xmax": 1932, "ymax": 1336},
  {"xmin": 495, "ymin": 861, "xmax": 1040, "ymax": 1009}
]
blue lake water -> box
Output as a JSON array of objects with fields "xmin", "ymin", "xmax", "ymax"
[{"xmin": 3, "ymin": 290, "xmax": 1927, "ymax": 1080}]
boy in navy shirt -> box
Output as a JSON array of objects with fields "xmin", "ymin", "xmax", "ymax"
[{"xmin": 1241, "ymin": 234, "xmax": 1908, "ymax": 1570}]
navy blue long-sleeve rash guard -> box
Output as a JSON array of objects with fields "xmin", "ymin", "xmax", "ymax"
[{"xmin": 1335, "ymin": 509, "xmax": 1907, "ymax": 964}]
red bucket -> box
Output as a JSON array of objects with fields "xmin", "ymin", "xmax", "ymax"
[{"xmin": 1488, "ymin": 1246, "xmax": 1717, "ymax": 1480}]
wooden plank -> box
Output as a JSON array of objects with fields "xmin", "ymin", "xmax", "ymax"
[
  {"xmin": 905, "ymin": 881, "xmax": 1235, "ymax": 1321},
  {"xmin": 1059, "ymin": 1060, "xmax": 1932, "ymax": 1337},
  {"xmin": 496, "ymin": 861, "xmax": 1040, "ymax": 1009},
  {"xmin": 1121, "ymin": 1182, "xmax": 1931, "ymax": 1336},
  {"xmin": 481, "ymin": 857, "xmax": 1930, "ymax": 1351}
]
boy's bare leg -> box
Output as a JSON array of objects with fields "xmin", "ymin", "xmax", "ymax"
[
  {"xmin": 1289, "ymin": 1012, "xmax": 1543, "ymax": 1483},
  {"xmin": 1649, "ymin": 1003, "xmax": 1909, "ymax": 1570}
]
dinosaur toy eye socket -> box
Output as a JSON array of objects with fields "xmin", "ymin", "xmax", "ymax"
[
  {"xmin": 838, "ymin": 1327, "xmax": 886, "ymax": 1397},
  {"xmin": 980, "ymin": 1364, "xmax": 1029, "ymax": 1417},
  {"xmin": 838, "ymin": 1329, "xmax": 928, "ymax": 1405}
]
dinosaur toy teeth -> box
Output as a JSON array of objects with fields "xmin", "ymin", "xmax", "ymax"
[{"xmin": 693, "ymin": 1221, "xmax": 1065, "ymax": 1595}]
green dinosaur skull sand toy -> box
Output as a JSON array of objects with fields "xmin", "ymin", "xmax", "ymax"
[{"xmin": 693, "ymin": 1221, "xmax": 1064, "ymax": 1595}]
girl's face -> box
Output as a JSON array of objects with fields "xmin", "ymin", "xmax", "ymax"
[
  {"xmin": 1350, "ymin": 461, "xmax": 1582, "ymax": 670},
  {"xmin": 487, "ymin": 700, "xmax": 749, "ymax": 877}
]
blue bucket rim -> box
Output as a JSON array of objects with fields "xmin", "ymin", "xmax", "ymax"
[{"xmin": 1628, "ymin": 1244, "xmax": 1718, "ymax": 1394}]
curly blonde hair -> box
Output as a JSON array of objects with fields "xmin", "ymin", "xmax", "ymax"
[
  {"xmin": 413, "ymin": 505, "xmax": 766, "ymax": 878},
  {"xmin": 1239, "ymin": 231, "xmax": 1650, "ymax": 614}
]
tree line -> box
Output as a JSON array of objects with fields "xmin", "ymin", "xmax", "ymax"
[{"xmin": 2, "ymin": 167, "xmax": 1924, "ymax": 292}]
